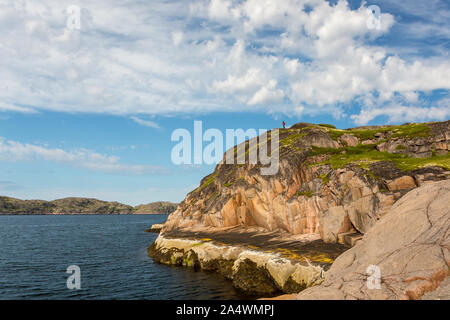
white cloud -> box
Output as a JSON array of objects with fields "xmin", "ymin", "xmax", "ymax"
[
  {"xmin": 172, "ymin": 30, "xmax": 184, "ymax": 46},
  {"xmin": 248, "ymin": 80, "xmax": 284, "ymax": 106},
  {"xmin": 0, "ymin": 0, "xmax": 448, "ymax": 124},
  {"xmin": 130, "ymin": 116, "xmax": 160, "ymax": 129},
  {"xmin": 293, "ymin": 105, "xmax": 305, "ymax": 118},
  {"xmin": 208, "ymin": 0, "xmax": 234, "ymax": 22},
  {"xmin": 212, "ymin": 68, "xmax": 265, "ymax": 94},
  {"xmin": 0, "ymin": 137, "xmax": 167, "ymax": 175},
  {"xmin": 350, "ymin": 104, "xmax": 450, "ymax": 125},
  {"xmin": 284, "ymin": 58, "xmax": 302, "ymax": 76},
  {"xmin": 0, "ymin": 102, "xmax": 37, "ymax": 114}
]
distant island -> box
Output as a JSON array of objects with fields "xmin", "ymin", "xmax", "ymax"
[
  {"xmin": 134, "ymin": 202, "xmax": 180, "ymax": 214},
  {"xmin": 0, "ymin": 196, "xmax": 178, "ymax": 215}
]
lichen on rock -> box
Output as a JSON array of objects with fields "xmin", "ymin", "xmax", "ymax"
[{"xmin": 148, "ymin": 235, "xmax": 335, "ymax": 296}]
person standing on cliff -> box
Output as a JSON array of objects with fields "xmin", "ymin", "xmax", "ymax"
[{"xmin": 282, "ymin": 121, "xmax": 285, "ymax": 129}]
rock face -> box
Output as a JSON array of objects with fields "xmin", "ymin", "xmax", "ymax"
[
  {"xmin": 318, "ymin": 206, "xmax": 352, "ymax": 243},
  {"xmin": 163, "ymin": 121, "xmax": 450, "ymax": 243},
  {"xmin": 376, "ymin": 123, "xmax": 450, "ymax": 158},
  {"xmin": 296, "ymin": 180, "xmax": 450, "ymax": 300},
  {"xmin": 150, "ymin": 121, "xmax": 449, "ymax": 298}
]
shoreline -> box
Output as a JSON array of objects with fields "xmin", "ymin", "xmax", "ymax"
[{"xmin": 148, "ymin": 227, "xmax": 348, "ymax": 297}]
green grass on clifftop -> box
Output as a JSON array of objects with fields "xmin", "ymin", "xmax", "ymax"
[
  {"xmin": 318, "ymin": 124, "xmax": 336, "ymax": 129},
  {"xmin": 321, "ymin": 123, "xmax": 431, "ymax": 141},
  {"xmin": 280, "ymin": 133, "xmax": 307, "ymax": 146},
  {"xmin": 309, "ymin": 144, "xmax": 450, "ymax": 171},
  {"xmin": 196, "ymin": 173, "xmax": 218, "ymax": 192}
]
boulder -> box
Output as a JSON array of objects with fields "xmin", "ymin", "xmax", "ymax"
[
  {"xmin": 318, "ymin": 206, "xmax": 352, "ymax": 243},
  {"xmin": 361, "ymin": 139, "xmax": 377, "ymax": 145},
  {"xmin": 145, "ymin": 223, "xmax": 165, "ymax": 233},
  {"xmin": 386, "ymin": 176, "xmax": 416, "ymax": 191},
  {"xmin": 297, "ymin": 180, "xmax": 450, "ymax": 300},
  {"xmin": 339, "ymin": 134, "xmax": 359, "ymax": 147},
  {"xmin": 345, "ymin": 194, "xmax": 378, "ymax": 234}
]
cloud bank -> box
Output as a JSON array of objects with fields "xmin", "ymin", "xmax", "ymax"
[
  {"xmin": 0, "ymin": 137, "xmax": 167, "ymax": 175},
  {"xmin": 0, "ymin": 0, "xmax": 448, "ymax": 124}
]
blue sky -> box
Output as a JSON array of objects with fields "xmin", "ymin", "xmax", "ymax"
[{"xmin": 0, "ymin": 0, "xmax": 449, "ymax": 205}]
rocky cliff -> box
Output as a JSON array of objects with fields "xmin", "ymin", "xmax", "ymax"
[
  {"xmin": 149, "ymin": 121, "xmax": 449, "ymax": 298},
  {"xmin": 163, "ymin": 121, "xmax": 449, "ymax": 241},
  {"xmin": 0, "ymin": 197, "xmax": 178, "ymax": 215}
]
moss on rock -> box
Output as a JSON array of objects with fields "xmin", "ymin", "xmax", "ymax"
[{"xmin": 232, "ymin": 258, "xmax": 280, "ymax": 295}]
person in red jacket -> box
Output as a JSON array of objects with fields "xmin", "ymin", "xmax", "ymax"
[{"xmin": 282, "ymin": 121, "xmax": 285, "ymax": 129}]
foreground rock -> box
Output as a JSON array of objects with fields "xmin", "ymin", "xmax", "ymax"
[
  {"xmin": 296, "ymin": 180, "xmax": 450, "ymax": 300},
  {"xmin": 148, "ymin": 228, "xmax": 347, "ymax": 296},
  {"xmin": 145, "ymin": 224, "xmax": 165, "ymax": 233}
]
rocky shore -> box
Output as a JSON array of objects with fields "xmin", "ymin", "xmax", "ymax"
[
  {"xmin": 148, "ymin": 121, "xmax": 449, "ymax": 299},
  {"xmin": 146, "ymin": 224, "xmax": 165, "ymax": 233},
  {"xmin": 149, "ymin": 227, "xmax": 347, "ymax": 296}
]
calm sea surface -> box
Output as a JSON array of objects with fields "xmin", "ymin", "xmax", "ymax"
[{"xmin": 0, "ymin": 214, "xmax": 247, "ymax": 299}]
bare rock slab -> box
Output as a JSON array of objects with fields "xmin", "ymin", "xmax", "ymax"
[{"xmin": 297, "ymin": 180, "xmax": 450, "ymax": 300}]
